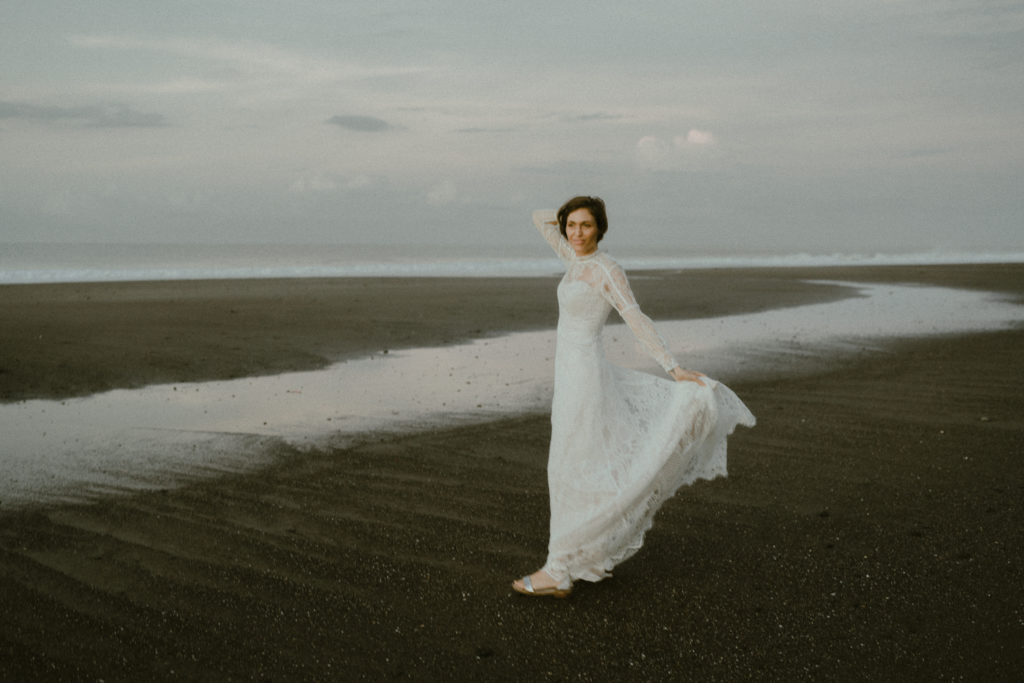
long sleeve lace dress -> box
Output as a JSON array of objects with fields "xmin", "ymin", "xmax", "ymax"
[{"xmin": 531, "ymin": 209, "xmax": 756, "ymax": 588}]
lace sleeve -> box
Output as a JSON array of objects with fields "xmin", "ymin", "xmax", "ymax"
[
  {"xmin": 532, "ymin": 209, "xmax": 574, "ymax": 266},
  {"xmin": 597, "ymin": 257, "xmax": 679, "ymax": 373}
]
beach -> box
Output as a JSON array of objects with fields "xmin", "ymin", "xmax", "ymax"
[{"xmin": 1, "ymin": 264, "xmax": 1022, "ymax": 681}]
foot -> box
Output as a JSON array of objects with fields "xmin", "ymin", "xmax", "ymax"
[{"xmin": 512, "ymin": 570, "xmax": 572, "ymax": 598}]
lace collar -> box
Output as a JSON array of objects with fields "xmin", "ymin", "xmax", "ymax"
[{"xmin": 572, "ymin": 248, "xmax": 602, "ymax": 262}]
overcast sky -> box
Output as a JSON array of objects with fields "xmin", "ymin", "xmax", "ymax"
[{"xmin": 1, "ymin": 1, "xmax": 1022, "ymax": 255}]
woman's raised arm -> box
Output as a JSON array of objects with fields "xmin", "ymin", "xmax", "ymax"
[{"xmin": 532, "ymin": 209, "xmax": 574, "ymax": 264}]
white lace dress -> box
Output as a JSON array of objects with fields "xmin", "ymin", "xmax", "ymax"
[{"xmin": 531, "ymin": 210, "xmax": 756, "ymax": 587}]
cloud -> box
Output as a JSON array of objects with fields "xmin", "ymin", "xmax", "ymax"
[
  {"xmin": 456, "ymin": 127, "xmax": 517, "ymax": 134},
  {"xmin": 893, "ymin": 0, "xmax": 1024, "ymax": 37},
  {"xmin": 574, "ymin": 112, "xmax": 625, "ymax": 122},
  {"xmin": 326, "ymin": 115, "xmax": 394, "ymax": 132},
  {"xmin": 344, "ymin": 174, "xmax": 375, "ymax": 190},
  {"xmin": 289, "ymin": 174, "xmax": 339, "ymax": 194},
  {"xmin": 635, "ymin": 129, "xmax": 717, "ymax": 170},
  {"xmin": 289, "ymin": 173, "xmax": 378, "ymax": 194},
  {"xmin": 70, "ymin": 34, "xmax": 427, "ymax": 82},
  {"xmin": 635, "ymin": 136, "xmax": 671, "ymax": 169},
  {"xmin": 681, "ymin": 129, "xmax": 716, "ymax": 146},
  {"xmin": 0, "ymin": 100, "xmax": 167, "ymax": 127}
]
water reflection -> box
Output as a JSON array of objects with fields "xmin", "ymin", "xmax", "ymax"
[{"xmin": 1, "ymin": 282, "xmax": 1020, "ymax": 506}]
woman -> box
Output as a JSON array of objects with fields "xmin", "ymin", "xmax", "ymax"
[{"xmin": 512, "ymin": 196, "xmax": 755, "ymax": 598}]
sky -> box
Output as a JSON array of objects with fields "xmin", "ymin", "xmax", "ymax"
[{"xmin": 1, "ymin": 0, "xmax": 1022, "ymax": 256}]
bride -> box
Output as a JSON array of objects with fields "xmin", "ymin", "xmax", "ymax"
[{"xmin": 512, "ymin": 196, "xmax": 755, "ymax": 598}]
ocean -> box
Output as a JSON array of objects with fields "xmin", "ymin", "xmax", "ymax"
[{"xmin": 3, "ymin": 242, "xmax": 1024, "ymax": 284}]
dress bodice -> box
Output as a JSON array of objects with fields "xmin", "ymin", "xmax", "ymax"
[{"xmin": 557, "ymin": 270, "xmax": 612, "ymax": 344}]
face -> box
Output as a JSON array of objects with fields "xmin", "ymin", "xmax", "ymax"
[{"xmin": 565, "ymin": 208, "xmax": 599, "ymax": 256}]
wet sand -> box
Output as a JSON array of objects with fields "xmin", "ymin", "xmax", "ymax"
[
  {"xmin": 1, "ymin": 264, "xmax": 1022, "ymax": 681},
  {"xmin": 0, "ymin": 269, "xmax": 861, "ymax": 403}
]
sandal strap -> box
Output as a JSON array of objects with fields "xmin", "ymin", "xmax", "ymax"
[{"xmin": 522, "ymin": 575, "xmax": 534, "ymax": 593}]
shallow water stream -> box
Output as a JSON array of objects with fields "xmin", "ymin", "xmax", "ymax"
[{"xmin": 2, "ymin": 281, "xmax": 1020, "ymax": 506}]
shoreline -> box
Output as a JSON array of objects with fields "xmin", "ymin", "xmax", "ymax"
[
  {"xmin": 4, "ymin": 242, "xmax": 1022, "ymax": 286},
  {"xmin": 3, "ymin": 262, "xmax": 1022, "ymax": 404}
]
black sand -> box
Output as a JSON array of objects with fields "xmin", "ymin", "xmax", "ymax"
[{"xmin": 1, "ymin": 264, "xmax": 1021, "ymax": 681}]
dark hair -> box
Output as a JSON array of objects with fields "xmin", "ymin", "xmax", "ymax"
[{"xmin": 557, "ymin": 196, "xmax": 608, "ymax": 243}]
